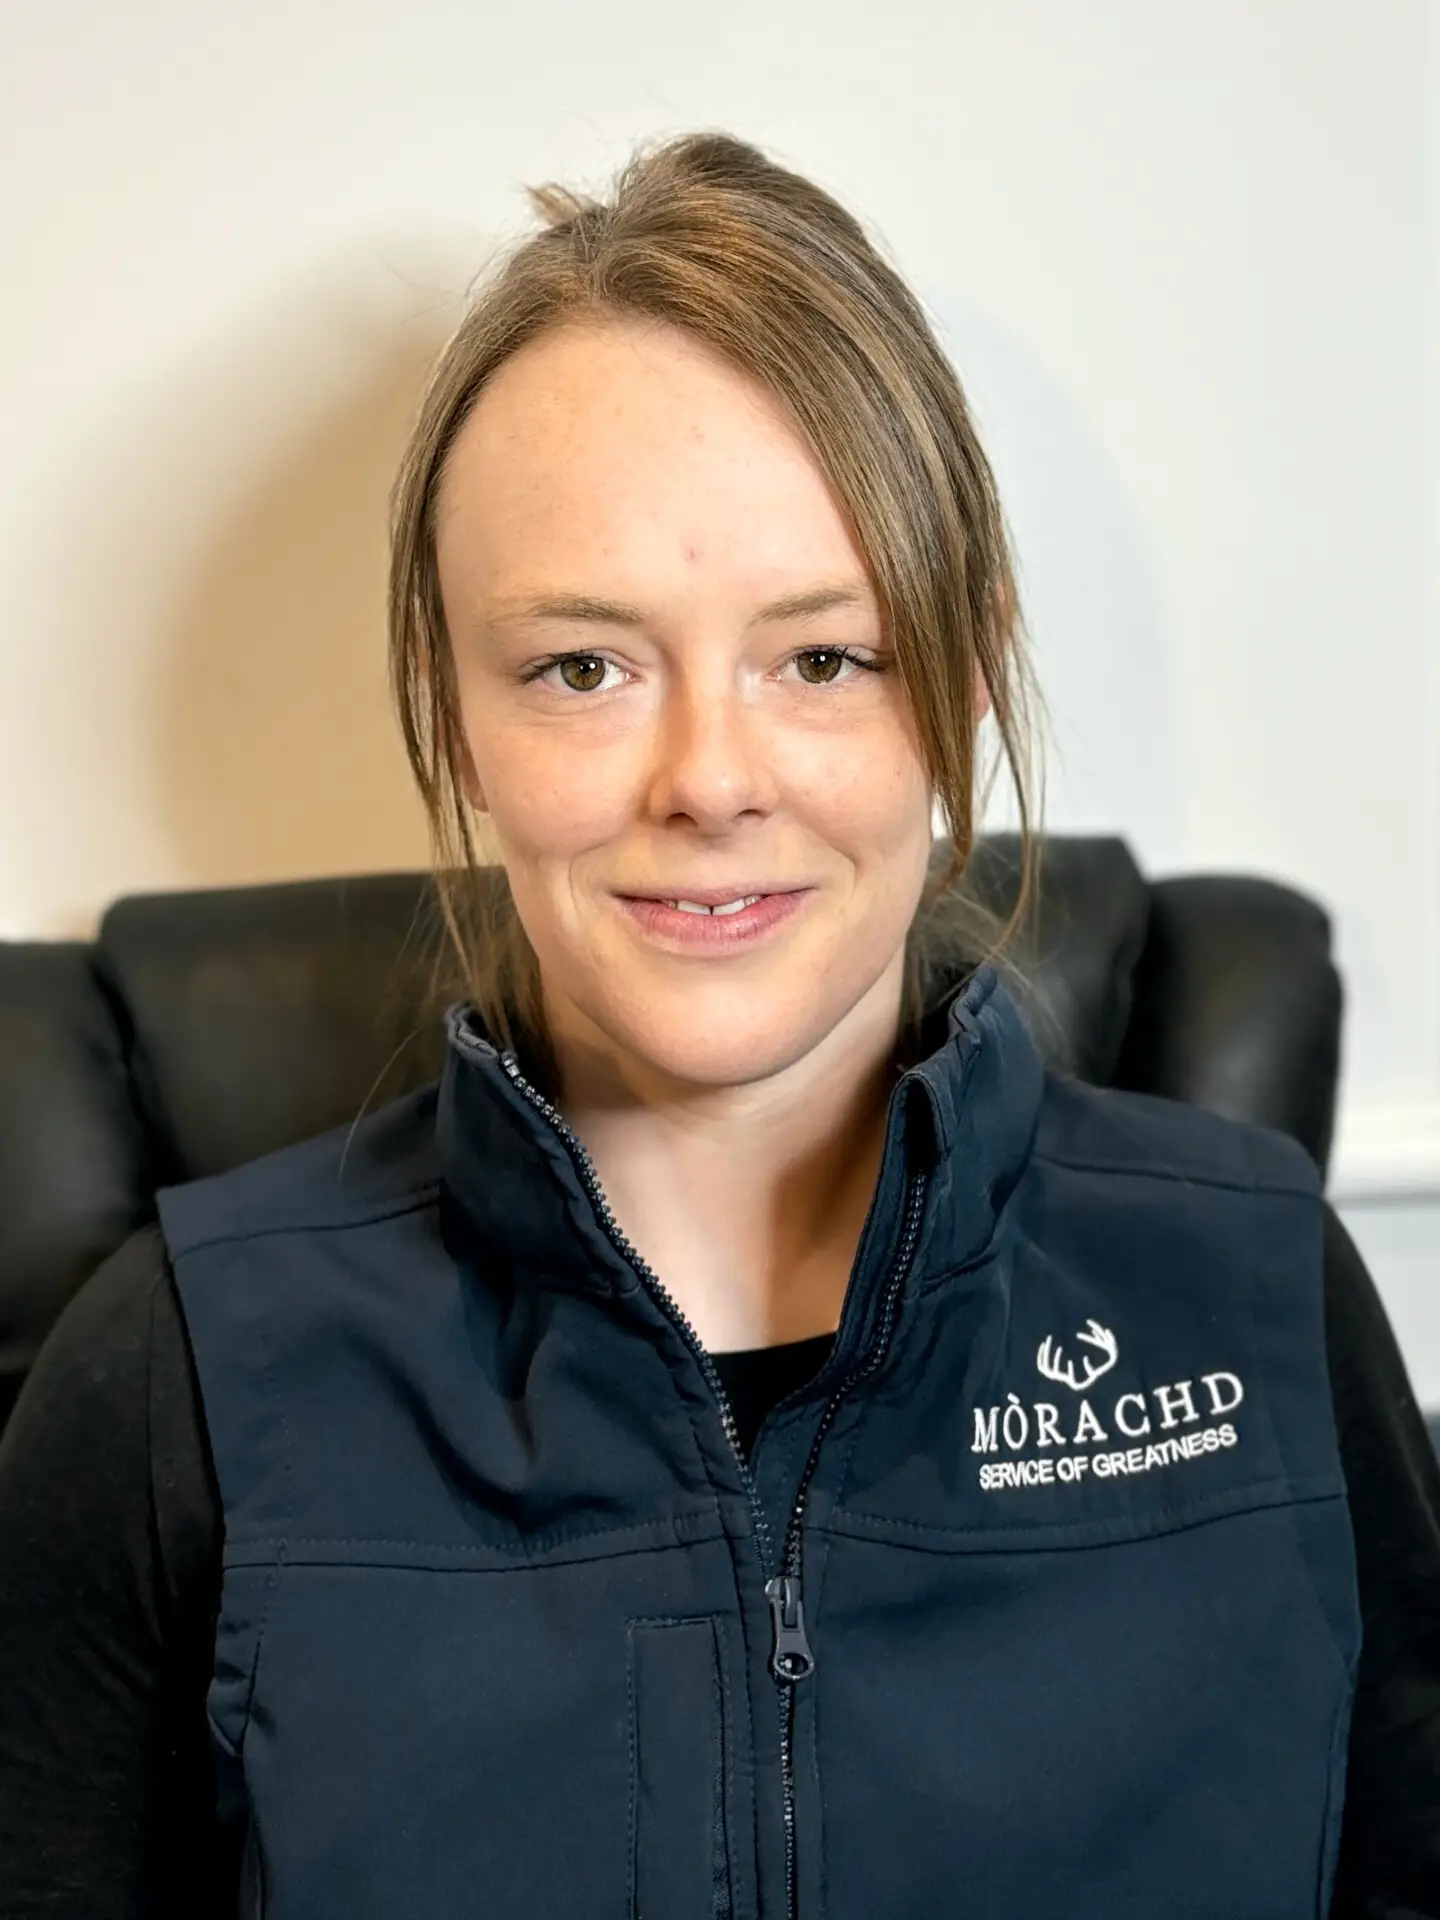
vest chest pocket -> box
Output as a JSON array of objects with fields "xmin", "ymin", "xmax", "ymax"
[
  {"xmin": 627, "ymin": 1616, "xmax": 734, "ymax": 1920},
  {"xmin": 238, "ymin": 1815, "xmax": 265, "ymax": 1918}
]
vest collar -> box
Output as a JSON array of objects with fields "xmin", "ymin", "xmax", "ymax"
[{"xmin": 437, "ymin": 959, "xmax": 1045, "ymax": 1304}]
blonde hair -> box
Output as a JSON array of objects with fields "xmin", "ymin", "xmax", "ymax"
[{"xmin": 389, "ymin": 131, "xmax": 1045, "ymax": 1072}]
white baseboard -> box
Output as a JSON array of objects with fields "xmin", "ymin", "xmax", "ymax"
[{"xmin": 1328, "ymin": 1100, "xmax": 1440, "ymax": 1204}]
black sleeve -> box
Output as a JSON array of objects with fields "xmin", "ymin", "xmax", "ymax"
[
  {"xmin": 1326, "ymin": 1200, "xmax": 1440, "ymax": 1917},
  {"xmin": 0, "ymin": 1226, "xmax": 236, "ymax": 1919}
]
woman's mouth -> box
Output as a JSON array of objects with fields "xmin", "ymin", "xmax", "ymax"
[{"xmin": 616, "ymin": 890, "xmax": 812, "ymax": 949}]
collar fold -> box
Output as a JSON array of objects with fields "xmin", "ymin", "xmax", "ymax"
[{"xmin": 437, "ymin": 960, "xmax": 1046, "ymax": 1306}]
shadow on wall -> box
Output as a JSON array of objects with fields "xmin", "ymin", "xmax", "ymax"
[
  {"xmin": 920, "ymin": 288, "xmax": 1184, "ymax": 869},
  {"xmin": 11, "ymin": 245, "xmax": 504, "ymax": 935},
  {"xmin": 148, "ymin": 263, "xmax": 465, "ymax": 887}
]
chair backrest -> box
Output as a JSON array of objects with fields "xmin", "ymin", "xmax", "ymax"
[{"xmin": 0, "ymin": 833, "xmax": 1342, "ymax": 1431}]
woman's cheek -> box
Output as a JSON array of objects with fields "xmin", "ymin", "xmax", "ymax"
[
  {"xmin": 779, "ymin": 720, "xmax": 929, "ymax": 845},
  {"xmin": 475, "ymin": 724, "xmax": 629, "ymax": 852}
]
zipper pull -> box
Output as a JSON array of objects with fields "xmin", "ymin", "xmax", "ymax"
[{"xmin": 765, "ymin": 1573, "xmax": 816, "ymax": 1682}]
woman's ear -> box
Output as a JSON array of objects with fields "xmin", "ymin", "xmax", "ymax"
[{"xmin": 974, "ymin": 669, "xmax": 992, "ymax": 724}]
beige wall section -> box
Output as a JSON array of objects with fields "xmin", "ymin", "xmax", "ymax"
[{"xmin": 1, "ymin": 257, "xmax": 470, "ymax": 935}]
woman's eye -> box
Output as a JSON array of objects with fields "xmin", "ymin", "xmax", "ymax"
[
  {"xmin": 556, "ymin": 655, "xmax": 610, "ymax": 693},
  {"xmin": 522, "ymin": 646, "xmax": 881, "ymax": 696},
  {"xmin": 524, "ymin": 654, "xmax": 620, "ymax": 695},
  {"xmin": 790, "ymin": 646, "xmax": 877, "ymax": 686}
]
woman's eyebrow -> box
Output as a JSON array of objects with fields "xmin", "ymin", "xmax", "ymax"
[
  {"xmin": 752, "ymin": 584, "xmax": 870, "ymax": 624},
  {"xmin": 489, "ymin": 594, "xmax": 647, "ymax": 628},
  {"xmin": 488, "ymin": 583, "xmax": 872, "ymax": 629}
]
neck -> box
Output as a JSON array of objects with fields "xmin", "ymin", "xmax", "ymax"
[{"xmin": 541, "ymin": 978, "xmax": 907, "ymax": 1352}]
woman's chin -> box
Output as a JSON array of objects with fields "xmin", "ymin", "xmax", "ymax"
[
  {"xmin": 539, "ymin": 919, "xmax": 911, "ymax": 1093},
  {"xmin": 597, "ymin": 997, "xmax": 851, "ymax": 1092}
]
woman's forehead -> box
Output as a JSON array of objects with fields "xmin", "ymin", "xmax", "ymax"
[{"xmin": 436, "ymin": 321, "xmax": 872, "ymax": 617}]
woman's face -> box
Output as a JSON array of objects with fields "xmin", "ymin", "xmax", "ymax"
[{"xmin": 435, "ymin": 316, "xmax": 940, "ymax": 1092}]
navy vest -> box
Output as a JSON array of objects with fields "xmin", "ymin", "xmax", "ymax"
[{"xmin": 157, "ymin": 962, "xmax": 1360, "ymax": 1919}]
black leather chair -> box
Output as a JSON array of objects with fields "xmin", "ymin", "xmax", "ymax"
[{"xmin": 0, "ymin": 833, "xmax": 1343, "ymax": 1436}]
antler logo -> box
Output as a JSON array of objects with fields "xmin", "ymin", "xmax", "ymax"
[{"xmin": 1036, "ymin": 1319, "xmax": 1119, "ymax": 1393}]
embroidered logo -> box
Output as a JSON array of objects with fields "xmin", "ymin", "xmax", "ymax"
[
  {"xmin": 1036, "ymin": 1319, "xmax": 1118, "ymax": 1392},
  {"xmin": 971, "ymin": 1319, "xmax": 1246, "ymax": 1494}
]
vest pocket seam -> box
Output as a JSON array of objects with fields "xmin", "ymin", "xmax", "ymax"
[
  {"xmin": 825, "ymin": 1479, "xmax": 1344, "ymax": 1552},
  {"xmin": 627, "ymin": 1614, "xmax": 733, "ymax": 1920},
  {"xmin": 218, "ymin": 1503, "xmax": 725, "ymax": 1568},
  {"xmin": 236, "ymin": 1560, "xmax": 280, "ymax": 1749},
  {"xmin": 1313, "ymin": 1678, "xmax": 1356, "ymax": 1916},
  {"xmin": 234, "ymin": 1316, "xmax": 292, "ymax": 1752}
]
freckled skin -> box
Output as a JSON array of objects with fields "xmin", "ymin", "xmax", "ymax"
[{"xmin": 435, "ymin": 316, "xmax": 939, "ymax": 1101}]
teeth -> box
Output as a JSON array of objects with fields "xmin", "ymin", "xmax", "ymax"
[{"xmin": 663, "ymin": 895, "xmax": 763, "ymax": 915}]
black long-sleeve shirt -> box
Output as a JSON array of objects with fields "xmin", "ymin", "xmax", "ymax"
[{"xmin": 0, "ymin": 1202, "xmax": 1437, "ymax": 1915}]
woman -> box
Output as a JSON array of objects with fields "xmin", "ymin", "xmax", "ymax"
[{"xmin": 1, "ymin": 132, "xmax": 1438, "ymax": 1919}]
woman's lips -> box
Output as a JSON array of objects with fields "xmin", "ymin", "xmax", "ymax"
[{"xmin": 616, "ymin": 890, "xmax": 812, "ymax": 949}]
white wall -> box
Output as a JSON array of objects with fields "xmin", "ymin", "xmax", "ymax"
[{"xmin": 2, "ymin": 2, "xmax": 1436, "ymax": 1383}]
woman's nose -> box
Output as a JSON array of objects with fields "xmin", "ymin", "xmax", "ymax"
[{"xmin": 642, "ymin": 676, "xmax": 778, "ymax": 830}]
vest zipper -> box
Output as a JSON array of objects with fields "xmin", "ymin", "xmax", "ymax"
[
  {"xmin": 494, "ymin": 1048, "xmax": 928, "ymax": 1920},
  {"xmin": 762, "ymin": 1165, "xmax": 927, "ymax": 1919}
]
